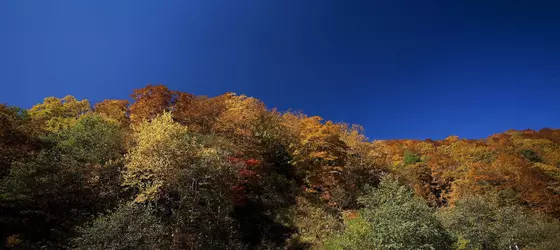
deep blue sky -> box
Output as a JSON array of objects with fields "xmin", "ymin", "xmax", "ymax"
[{"xmin": 1, "ymin": 1, "xmax": 559, "ymax": 140}]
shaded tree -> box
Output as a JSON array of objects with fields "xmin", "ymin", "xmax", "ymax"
[
  {"xmin": 123, "ymin": 113, "xmax": 245, "ymax": 249},
  {"xmin": 73, "ymin": 203, "xmax": 170, "ymax": 250}
]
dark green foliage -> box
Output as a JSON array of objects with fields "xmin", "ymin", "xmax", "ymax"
[
  {"xmin": 50, "ymin": 115, "xmax": 125, "ymax": 164},
  {"xmin": 326, "ymin": 175, "xmax": 453, "ymax": 250},
  {"xmin": 404, "ymin": 150, "xmax": 422, "ymax": 165},
  {"xmin": 439, "ymin": 195, "xmax": 560, "ymax": 250},
  {"xmin": 0, "ymin": 116, "xmax": 126, "ymax": 249},
  {"xmin": 73, "ymin": 203, "xmax": 170, "ymax": 250},
  {"xmin": 165, "ymin": 162, "xmax": 247, "ymax": 250},
  {"xmin": 0, "ymin": 150, "xmax": 97, "ymax": 248},
  {"xmin": 233, "ymin": 169, "xmax": 299, "ymax": 249},
  {"xmin": 0, "ymin": 105, "xmax": 38, "ymax": 178},
  {"xmin": 519, "ymin": 149, "xmax": 542, "ymax": 163}
]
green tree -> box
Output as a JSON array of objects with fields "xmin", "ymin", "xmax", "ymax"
[
  {"xmin": 403, "ymin": 150, "xmax": 421, "ymax": 165},
  {"xmin": 53, "ymin": 115, "xmax": 125, "ymax": 164},
  {"xmin": 327, "ymin": 175, "xmax": 453, "ymax": 250},
  {"xmin": 519, "ymin": 149, "xmax": 542, "ymax": 163},
  {"xmin": 439, "ymin": 195, "xmax": 560, "ymax": 250},
  {"xmin": 0, "ymin": 116, "xmax": 126, "ymax": 248},
  {"xmin": 73, "ymin": 203, "xmax": 170, "ymax": 250},
  {"xmin": 0, "ymin": 150, "xmax": 96, "ymax": 248}
]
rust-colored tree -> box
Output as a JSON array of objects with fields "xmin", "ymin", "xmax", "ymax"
[
  {"xmin": 172, "ymin": 92, "xmax": 228, "ymax": 133},
  {"xmin": 129, "ymin": 84, "xmax": 174, "ymax": 123}
]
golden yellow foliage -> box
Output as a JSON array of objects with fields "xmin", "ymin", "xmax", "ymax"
[
  {"xmin": 214, "ymin": 93, "xmax": 266, "ymax": 138},
  {"xmin": 94, "ymin": 99, "xmax": 129, "ymax": 125},
  {"xmin": 123, "ymin": 112, "xmax": 191, "ymax": 202},
  {"xmin": 282, "ymin": 113, "xmax": 348, "ymax": 187},
  {"xmin": 28, "ymin": 95, "xmax": 90, "ymax": 132}
]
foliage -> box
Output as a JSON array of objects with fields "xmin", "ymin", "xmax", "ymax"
[
  {"xmin": 2, "ymin": 85, "xmax": 560, "ymax": 249},
  {"xmin": 28, "ymin": 95, "xmax": 91, "ymax": 132},
  {"xmin": 403, "ymin": 150, "xmax": 422, "ymax": 165},
  {"xmin": 124, "ymin": 112, "xmax": 247, "ymax": 249},
  {"xmin": 288, "ymin": 196, "xmax": 343, "ymax": 248},
  {"xmin": 519, "ymin": 148, "xmax": 542, "ymax": 162},
  {"xmin": 327, "ymin": 175, "xmax": 452, "ymax": 250},
  {"xmin": 324, "ymin": 213, "xmax": 374, "ymax": 250},
  {"xmin": 73, "ymin": 203, "xmax": 170, "ymax": 250},
  {"xmin": 0, "ymin": 150, "xmax": 98, "ymax": 248},
  {"xmin": 123, "ymin": 112, "xmax": 190, "ymax": 201},
  {"xmin": 52, "ymin": 115, "xmax": 125, "ymax": 164},
  {"xmin": 0, "ymin": 115, "xmax": 125, "ymax": 248},
  {"xmin": 129, "ymin": 84, "xmax": 174, "ymax": 123},
  {"xmin": 94, "ymin": 99, "xmax": 130, "ymax": 125},
  {"xmin": 439, "ymin": 195, "xmax": 560, "ymax": 250},
  {"xmin": 0, "ymin": 105, "xmax": 38, "ymax": 178},
  {"xmin": 284, "ymin": 113, "xmax": 348, "ymax": 191}
]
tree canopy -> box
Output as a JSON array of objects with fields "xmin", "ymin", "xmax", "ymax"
[{"xmin": 1, "ymin": 84, "xmax": 559, "ymax": 249}]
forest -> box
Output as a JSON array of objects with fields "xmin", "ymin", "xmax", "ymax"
[{"xmin": 1, "ymin": 84, "xmax": 559, "ymax": 249}]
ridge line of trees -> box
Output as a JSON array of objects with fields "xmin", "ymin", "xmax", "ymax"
[{"xmin": 1, "ymin": 84, "xmax": 559, "ymax": 249}]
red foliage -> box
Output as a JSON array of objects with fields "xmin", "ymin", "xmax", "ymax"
[{"xmin": 245, "ymin": 158, "xmax": 260, "ymax": 166}]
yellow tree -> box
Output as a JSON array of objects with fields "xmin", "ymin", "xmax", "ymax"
[
  {"xmin": 123, "ymin": 112, "xmax": 191, "ymax": 202},
  {"xmin": 340, "ymin": 124, "xmax": 382, "ymax": 169},
  {"xmin": 283, "ymin": 113, "xmax": 348, "ymax": 189},
  {"xmin": 28, "ymin": 95, "xmax": 91, "ymax": 132},
  {"xmin": 213, "ymin": 93, "xmax": 266, "ymax": 137},
  {"xmin": 209, "ymin": 93, "xmax": 267, "ymax": 155},
  {"xmin": 123, "ymin": 112, "xmax": 243, "ymax": 248}
]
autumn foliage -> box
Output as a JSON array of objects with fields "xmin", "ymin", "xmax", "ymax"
[{"xmin": 1, "ymin": 84, "xmax": 559, "ymax": 249}]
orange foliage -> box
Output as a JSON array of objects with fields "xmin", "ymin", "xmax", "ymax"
[
  {"xmin": 129, "ymin": 84, "xmax": 173, "ymax": 123},
  {"xmin": 94, "ymin": 99, "xmax": 129, "ymax": 125},
  {"xmin": 172, "ymin": 93, "xmax": 228, "ymax": 133}
]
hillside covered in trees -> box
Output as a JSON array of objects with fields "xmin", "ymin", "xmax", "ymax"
[{"xmin": 1, "ymin": 85, "xmax": 559, "ymax": 249}]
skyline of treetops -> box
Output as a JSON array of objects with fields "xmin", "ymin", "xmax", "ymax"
[
  {"xmin": 1, "ymin": 84, "xmax": 559, "ymax": 249},
  {"xmin": 17, "ymin": 84, "xmax": 557, "ymax": 140}
]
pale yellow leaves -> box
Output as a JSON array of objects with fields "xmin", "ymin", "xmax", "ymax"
[{"xmin": 124, "ymin": 112, "xmax": 192, "ymax": 202}]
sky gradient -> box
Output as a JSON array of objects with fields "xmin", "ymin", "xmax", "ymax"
[{"xmin": 1, "ymin": 0, "xmax": 559, "ymax": 140}]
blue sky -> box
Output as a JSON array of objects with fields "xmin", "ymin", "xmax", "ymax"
[{"xmin": 1, "ymin": 0, "xmax": 559, "ymax": 139}]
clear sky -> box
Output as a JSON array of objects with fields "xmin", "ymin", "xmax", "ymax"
[{"xmin": 1, "ymin": 0, "xmax": 559, "ymax": 140}]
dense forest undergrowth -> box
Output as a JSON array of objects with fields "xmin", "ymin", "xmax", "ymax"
[{"xmin": 1, "ymin": 85, "xmax": 559, "ymax": 249}]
